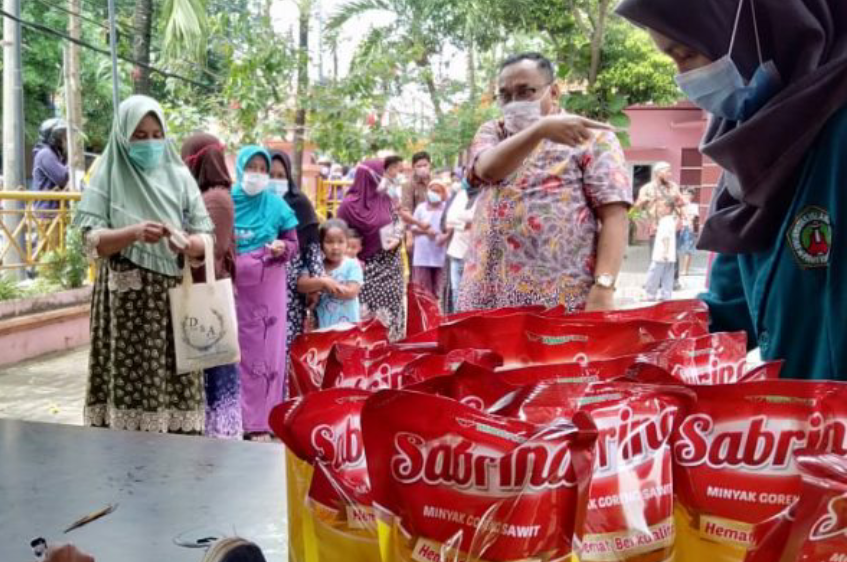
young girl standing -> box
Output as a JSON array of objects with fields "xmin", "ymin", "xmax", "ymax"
[{"xmin": 299, "ymin": 219, "xmax": 364, "ymax": 329}]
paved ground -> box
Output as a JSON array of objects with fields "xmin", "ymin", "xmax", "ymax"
[
  {"xmin": 0, "ymin": 346, "xmax": 88, "ymax": 426},
  {"xmin": 0, "ymin": 244, "xmax": 709, "ymax": 427},
  {"xmin": 617, "ymin": 243, "xmax": 709, "ymax": 306}
]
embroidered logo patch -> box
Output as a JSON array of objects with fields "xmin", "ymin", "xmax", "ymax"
[{"xmin": 788, "ymin": 206, "xmax": 832, "ymax": 268}]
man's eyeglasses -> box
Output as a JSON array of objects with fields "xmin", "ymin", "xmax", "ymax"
[{"xmin": 497, "ymin": 83, "xmax": 553, "ymax": 106}]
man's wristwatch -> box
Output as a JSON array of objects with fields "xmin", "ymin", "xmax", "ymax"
[{"xmin": 594, "ymin": 274, "xmax": 617, "ymax": 290}]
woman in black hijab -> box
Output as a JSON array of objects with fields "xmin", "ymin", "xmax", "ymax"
[
  {"xmin": 268, "ymin": 150, "xmax": 323, "ymax": 392},
  {"xmin": 617, "ymin": 0, "xmax": 847, "ymax": 380}
]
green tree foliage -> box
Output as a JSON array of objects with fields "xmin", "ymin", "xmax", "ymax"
[
  {"xmin": 161, "ymin": 0, "xmax": 208, "ymax": 62},
  {"xmin": 42, "ymin": 227, "xmax": 87, "ymax": 289},
  {"xmin": 593, "ymin": 22, "xmax": 680, "ymax": 107},
  {"xmin": 306, "ymin": 22, "xmax": 418, "ymax": 164},
  {"xmin": 14, "ymin": 0, "xmax": 681, "ymax": 169},
  {"xmin": 479, "ymin": 0, "xmax": 680, "ymax": 122},
  {"xmin": 17, "ymin": 2, "xmax": 64, "ymax": 144},
  {"xmin": 427, "ymin": 100, "xmax": 499, "ymax": 168},
  {"xmin": 327, "ymin": 0, "xmax": 469, "ymax": 122},
  {"xmin": 161, "ymin": 6, "xmax": 297, "ymax": 146},
  {"xmin": 8, "ymin": 1, "xmax": 132, "ymax": 150}
]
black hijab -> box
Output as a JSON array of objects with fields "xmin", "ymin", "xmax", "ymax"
[
  {"xmin": 270, "ymin": 150, "xmax": 320, "ymax": 253},
  {"xmin": 617, "ymin": 0, "xmax": 847, "ymax": 254}
]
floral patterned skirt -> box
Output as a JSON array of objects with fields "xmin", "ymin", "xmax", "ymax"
[
  {"xmin": 85, "ymin": 258, "xmax": 205, "ymax": 434},
  {"xmin": 204, "ymin": 364, "xmax": 242, "ymax": 439},
  {"xmin": 360, "ymin": 249, "xmax": 406, "ymax": 341}
]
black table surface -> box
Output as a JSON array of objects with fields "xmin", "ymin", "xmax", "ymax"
[{"xmin": 0, "ymin": 419, "xmax": 288, "ymax": 561}]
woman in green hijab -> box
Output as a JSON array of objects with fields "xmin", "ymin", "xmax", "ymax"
[{"xmin": 74, "ymin": 95, "xmax": 214, "ymax": 433}]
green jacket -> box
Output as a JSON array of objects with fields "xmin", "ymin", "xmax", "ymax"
[{"xmin": 703, "ymin": 105, "xmax": 847, "ymax": 380}]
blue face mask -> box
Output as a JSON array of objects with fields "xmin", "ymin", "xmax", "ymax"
[
  {"xmin": 674, "ymin": 0, "xmax": 782, "ymax": 122},
  {"xmin": 676, "ymin": 57, "xmax": 782, "ymax": 122},
  {"xmin": 129, "ymin": 140, "xmax": 167, "ymax": 171},
  {"xmin": 269, "ymin": 179, "xmax": 289, "ymax": 197},
  {"xmin": 427, "ymin": 191, "xmax": 442, "ymax": 205}
]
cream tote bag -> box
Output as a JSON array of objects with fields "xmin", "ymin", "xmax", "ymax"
[{"xmin": 169, "ymin": 235, "xmax": 240, "ymax": 373}]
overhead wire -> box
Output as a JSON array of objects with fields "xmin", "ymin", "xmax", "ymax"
[
  {"xmin": 3, "ymin": 8, "xmax": 212, "ymax": 89},
  {"xmin": 80, "ymin": 0, "xmax": 273, "ymax": 63},
  {"xmin": 74, "ymin": 0, "xmax": 157, "ymax": 37},
  {"xmin": 27, "ymin": 0, "xmax": 225, "ymax": 81},
  {"xmin": 32, "ymin": 0, "xmax": 119, "ymax": 33}
]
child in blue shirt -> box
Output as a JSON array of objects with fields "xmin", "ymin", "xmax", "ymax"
[{"xmin": 313, "ymin": 219, "xmax": 364, "ymax": 328}]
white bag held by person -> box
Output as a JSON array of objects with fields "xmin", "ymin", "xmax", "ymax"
[
  {"xmin": 380, "ymin": 220, "xmax": 403, "ymax": 251},
  {"xmin": 169, "ymin": 235, "xmax": 240, "ymax": 373}
]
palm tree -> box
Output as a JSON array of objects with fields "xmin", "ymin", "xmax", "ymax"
[
  {"xmin": 452, "ymin": 0, "xmax": 512, "ymax": 104},
  {"xmin": 292, "ymin": 0, "xmax": 312, "ymax": 190},
  {"xmin": 132, "ymin": 0, "xmax": 208, "ymax": 94},
  {"xmin": 132, "ymin": 0, "xmax": 154, "ymax": 93},
  {"xmin": 161, "ymin": 0, "xmax": 209, "ymax": 62}
]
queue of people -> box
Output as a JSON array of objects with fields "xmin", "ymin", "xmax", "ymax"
[
  {"xmin": 70, "ymin": 48, "xmax": 641, "ymax": 441},
  {"xmin": 71, "ymin": 95, "xmax": 370, "ymax": 442}
]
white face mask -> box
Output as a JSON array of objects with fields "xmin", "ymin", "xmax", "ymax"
[
  {"xmin": 378, "ymin": 175, "xmax": 398, "ymax": 193},
  {"xmin": 368, "ymin": 168, "xmax": 398, "ymax": 199},
  {"xmin": 242, "ymin": 172, "xmax": 270, "ymax": 196},
  {"xmin": 269, "ymin": 179, "xmax": 289, "ymax": 197},
  {"xmin": 502, "ymin": 87, "xmax": 549, "ymax": 134}
]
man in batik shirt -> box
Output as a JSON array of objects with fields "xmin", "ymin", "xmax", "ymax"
[{"xmin": 458, "ymin": 52, "xmax": 632, "ymax": 313}]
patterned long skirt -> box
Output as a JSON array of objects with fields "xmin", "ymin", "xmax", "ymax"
[
  {"xmin": 360, "ymin": 249, "xmax": 406, "ymax": 341},
  {"xmin": 284, "ymin": 242, "xmax": 324, "ymax": 398},
  {"xmin": 203, "ymin": 364, "xmax": 242, "ymax": 439},
  {"xmin": 85, "ymin": 258, "xmax": 205, "ymax": 434}
]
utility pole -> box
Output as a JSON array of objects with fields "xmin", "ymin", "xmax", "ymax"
[
  {"xmin": 3, "ymin": 0, "xmax": 26, "ymax": 276},
  {"xmin": 132, "ymin": 0, "xmax": 153, "ymax": 95},
  {"xmin": 66, "ymin": 0, "xmax": 85, "ymax": 189},
  {"xmin": 107, "ymin": 0, "xmax": 120, "ymax": 110},
  {"xmin": 332, "ymin": 38, "xmax": 338, "ymax": 81},
  {"xmin": 317, "ymin": 2, "xmax": 324, "ymax": 83},
  {"xmin": 292, "ymin": 0, "xmax": 311, "ymax": 190},
  {"xmin": 63, "ymin": 48, "xmax": 79, "ymax": 192}
]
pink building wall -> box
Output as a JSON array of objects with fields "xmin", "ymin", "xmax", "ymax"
[
  {"xmin": 624, "ymin": 102, "xmax": 708, "ymax": 185},
  {"xmin": 624, "ymin": 101, "xmax": 718, "ymax": 223}
]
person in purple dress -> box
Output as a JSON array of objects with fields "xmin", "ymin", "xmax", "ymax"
[
  {"xmin": 338, "ymin": 160, "xmax": 406, "ymax": 340},
  {"xmin": 232, "ymin": 146, "xmax": 299, "ymax": 441}
]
